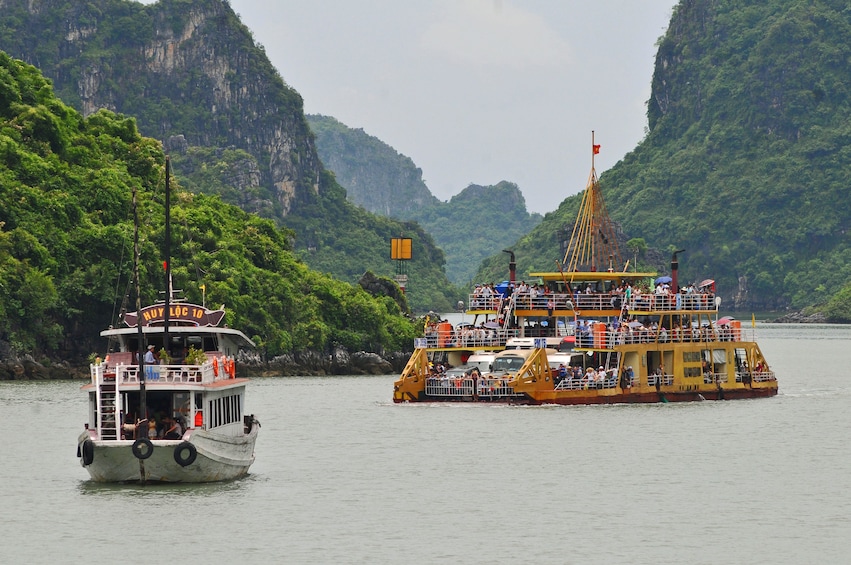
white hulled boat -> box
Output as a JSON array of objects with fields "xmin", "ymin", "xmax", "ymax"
[
  {"xmin": 77, "ymin": 302, "xmax": 259, "ymax": 483},
  {"xmin": 76, "ymin": 157, "xmax": 259, "ymax": 482}
]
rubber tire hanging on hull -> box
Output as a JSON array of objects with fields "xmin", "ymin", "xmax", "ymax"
[
  {"xmin": 131, "ymin": 438, "xmax": 154, "ymax": 460},
  {"xmin": 81, "ymin": 439, "xmax": 95, "ymax": 465},
  {"xmin": 173, "ymin": 441, "xmax": 197, "ymax": 467}
]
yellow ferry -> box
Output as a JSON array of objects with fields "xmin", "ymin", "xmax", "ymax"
[{"xmin": 393, "ymin": 139, "xmax": 778, "ymax": 405}]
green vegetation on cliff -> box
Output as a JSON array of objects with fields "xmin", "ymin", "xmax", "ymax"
[
  {"xmin": 0, "ymin": 0, "xmax": 459, "ymax": 312},
  {"xmin": 477, "ymin": 0, "xmax": 851, "ymax": 314},
  {"xmin": 308, "ymin": 115, "xmax": 542, "ymax": 286},
  {"xmin": 0, "ymin": 52, "xmax": 419, "ymax": 361}
]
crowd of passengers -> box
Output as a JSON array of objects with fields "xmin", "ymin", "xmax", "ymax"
[
  {"xmin": 120, "ymin": 408, "xmax": 190, "ymax": 441},
  {"xmin": 574, "ymin": 316, "xmax": 740, "ymax": 347},
  {"xmin": 552, "ymin": 364, "xmax": 625, "ymax": 388},
  {"xmin": 470, "ymin": 280, "xmax": 716, "ymax": 313},
  {"xmin": 425, "ymin": 361, "xmax": 634, "ymax": 392},
  {"xmin": 424, "ymin": 320, "xmax": 504, "ymax": 347}
]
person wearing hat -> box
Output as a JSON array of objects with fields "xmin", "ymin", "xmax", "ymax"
[
  {"xmin": 143, "ymin": 344, "xmax": 158, "ymax": 365},
  {"xmin": 143, "ymin": 344, "xmax": 160, "ymax": 380}
]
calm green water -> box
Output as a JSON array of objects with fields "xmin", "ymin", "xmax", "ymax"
[{"xmin": 1, "ymin": 323, "xmax": 850, "ymax": 564}]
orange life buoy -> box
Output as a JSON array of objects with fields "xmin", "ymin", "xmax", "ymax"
[
  {"xmin": 229, "ymin": 358, "xmax": 236, "ymax": 378},
  {"xmin": 212, "ymin": 356, "xmax": 219, "ymax": 376}
]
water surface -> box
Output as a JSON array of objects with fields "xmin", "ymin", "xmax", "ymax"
[{"xmin": 1, "ymin": 323, "xmax": 849, "ymax": 564}]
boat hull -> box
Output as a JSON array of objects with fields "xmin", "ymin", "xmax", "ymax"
[
  {"xmin": 78, "ymin": 426, "xmax": 258, "ymax": 483},
  {"xmin": 394, "ymin": 385, "xmax": 777, "ymax": 405}
]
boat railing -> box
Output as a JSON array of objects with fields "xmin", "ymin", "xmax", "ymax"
[
  {"xmin": 736, "ymin": 369, "xmax": 777, "ymax": 383},
  {"xmin": 476, "ymin": 378, "xmax": 516, "ymax": 398},
  {"xmin": 647, "ymin": 373, "xmax": 675, "ymax": 386},
  {"xmin": 629, "ymin": 293, "xmax": 716, "ymax": 312},
  {"xmin": 575, "ymin": 326, "xmax": 744, "ymax": 349},
  {"xmin": 703, "ymin": 372, "xmax": 729, "ymax": 384},
  {"xmin": 418, "ymin": 328, "xmax": 520, "ymax": 349},
  {"xmin": 467, "ymin": 292, "xmax": 717, "ymax": 313},
  {"xmin": 426, "ymin": 376, "xmax": 474, "ymax": 396},
  {"xmin": 93, "ymin": 359, "xmax": 234, "ymax": 385},
  {"xmin": 554, "ymin": 373, "xmax": 619, "ymax": 390},
  {"xmin": 757, "ymin": 370, "xmax": 776, "ymax": 382},
  {"xmin": 424, "ymin": 376, "xmax": 517, "ymax": 398}
]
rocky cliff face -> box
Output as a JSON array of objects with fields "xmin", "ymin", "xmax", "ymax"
[
  {"xmin": 307, "ymin": 114, "xmax": 440, "ymax": 217},
  {"xmin": 0, "ymin": 0, "xmax": 466, "ymax": 313},
  {"xmin": 1, "ymin": 0, "xmax": 321, "ymax": 217}
]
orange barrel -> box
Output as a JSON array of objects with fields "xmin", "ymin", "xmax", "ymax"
[
  {"xmin": 731, "ymin": 320, "xmax": 742, "ymax": 341},
  {"xmin": 594, "ymin": 322, "xmax": 607, "ymax": 348}
]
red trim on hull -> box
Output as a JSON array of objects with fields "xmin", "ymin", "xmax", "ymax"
[{"xmin": 394, "ymin": 387, "xmax": 777, "ymax": 405}]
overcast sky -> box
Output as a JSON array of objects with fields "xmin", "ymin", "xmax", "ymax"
[{"xmin": 142, "ymin": 1, "xmax": 677, "ymax": 214}]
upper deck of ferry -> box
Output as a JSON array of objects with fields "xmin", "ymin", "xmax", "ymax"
[{"xmin": 422, "ymin": 271, "xmax": 724, "ymax": 352}]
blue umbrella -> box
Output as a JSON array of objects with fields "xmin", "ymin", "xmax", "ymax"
[{"xmin": 655, "ymin": 276, "xmax": 672, "ymax": 284}]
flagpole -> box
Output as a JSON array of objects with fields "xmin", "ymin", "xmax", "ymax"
[{"xmin": 591, "ymin": 131, "xmax": 601, "ymax": 167}]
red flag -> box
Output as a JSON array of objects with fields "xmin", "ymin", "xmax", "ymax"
[
  {"xmin": 163, "ymin": 261, "xmax": 168, "ymax": 271},
  {"xmin": 593, "ymin": 144, "xmax": 601, "ymax": 155}
]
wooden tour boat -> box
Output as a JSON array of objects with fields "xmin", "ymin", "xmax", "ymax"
[{"xmin": 77, "ymin": 158, "xmax": 259, "ymax": 482}]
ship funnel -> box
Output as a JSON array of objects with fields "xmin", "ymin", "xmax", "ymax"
[
  {"xmin": 503, "ymin": 249, "xmax": 516, "ymax": 285},
  {"xmin": 671, "ymin": 249, "xmax": 686, "ymax": 292}
]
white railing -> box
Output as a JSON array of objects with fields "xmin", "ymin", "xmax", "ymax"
[
  {"xmin": 752, "ymin": 371, "xmax": 777, "ymax": 382},
  {"xmin": 418, "ymin": 328, "xmax": 520, "ymax": 349},
  {"xmin": 647, "ymin": 373, "xmax": 675, "ymax": 386},
  {"xmin": 703, "ymin": 372, "xmax": 729, "ymax": 384},
  {"xmin": 574, "ymin": 327, "xmax": 744, "ymax": 349},
  {"xmin": 92, "ymin": 358, "xmax": 235, "ymax": 386},
  {"xmin": 476, "ymin": 378, "xmax": 516, "ymax": 398},
  {"xmin": 554, "ymin": 372, "xmax": 619, "ymax": 390},
  {"xmin": 468, "ymin": 292, "xmax": 717, "ymax": 313},
  {"xmin": 424, "ymin": 376, "xmax": 517, "ymax": 398},
  {"xmin": 426, "ymin": 377, "xmax": 474, "ymax": 396}
]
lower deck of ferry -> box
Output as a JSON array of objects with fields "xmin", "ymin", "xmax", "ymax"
[{"xmin": 393, "ymin": 339, "xmax": 777, "ymax": 405}]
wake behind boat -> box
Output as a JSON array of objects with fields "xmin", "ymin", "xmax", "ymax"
[{"xmin": 394, "ymin": 136, "xmax": 778, "ymax": 405}]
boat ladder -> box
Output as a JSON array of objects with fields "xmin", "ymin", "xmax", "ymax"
[
  {"xmin": 96, "ymin": 375, "xmax": 119, "ymax": 440},
  {"xmin": 502, "ymin": 293, "xmax": 517, "ymax": 331}
]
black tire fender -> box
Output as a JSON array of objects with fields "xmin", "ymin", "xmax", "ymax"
[
  {"xmin": 173, "ymin": 441, "xmax": 197, "ymax": 467},
  {"xmin": 131, "ymin": 438, "xmax": 154, "ymax": 460},
  {"xmin": 81, "ymin": 439, "xmax": 95, "ymax": 466}
]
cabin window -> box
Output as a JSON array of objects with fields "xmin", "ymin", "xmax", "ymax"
[
  {"xmin": 492, "ymin": 356, "xmax": 526, "ymax": 372},
  {"xmin": 683, "ymin": 351, "xmax": 701, "ymax": 363},
  {"xmin": 207, "ymin": 394, "xmax": 243, "ymax": 429}
]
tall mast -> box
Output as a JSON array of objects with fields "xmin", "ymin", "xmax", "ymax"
[
  {"xmin": 562, "ymin": 131, "xmax": 623, "ymax": 272},
  {"xmin": 164, "ymin": 157, "xmax": 171, "ymax": 357},
  {"xmin": 133, "ymin": 186, "xmax": 146, "ymax": 424}
]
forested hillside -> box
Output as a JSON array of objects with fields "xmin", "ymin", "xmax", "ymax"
[
  {"xmin": 0, "ymin": 0, "xmax": 461, "ymax": 312},
  {"xmin": 0, "ymin": 53, "xmax": 420, "ymax": 364},
  {"xmin": 478, "ymin": 0, "xmax": 851, "ymax": 317},
  {"xmin": 308, "ymin": 115, "xmax": 542, "ymax": 285},
  {"xmin": 306, "ymin": 115, "xmax": 439, "ymax": 217}
]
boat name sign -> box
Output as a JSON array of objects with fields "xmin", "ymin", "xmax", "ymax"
[{"xmin": 122, "ymin": 303, "xmax": 226, "ymax": 328}]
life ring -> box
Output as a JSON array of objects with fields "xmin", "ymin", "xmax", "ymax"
[
  {"xmin": 173, "ymin": 442, "xmax": 197, "ymax": 467},
  {"xmin": 228, "ymin": 358, "xmax": 236, "ymax": 378},
  {"xmin": 131, "ymin": 438, "xmax": 154, "ymax": 460},
  {"xmin": 81, "ymin": 439, "xmax": 95, "ymax": 465},
  {"xmin": 212, "ymin": 357, "xmax": 219, "ymax": 377}
]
